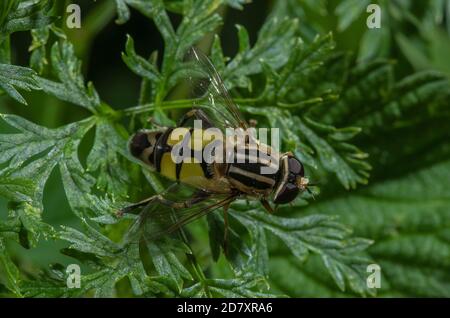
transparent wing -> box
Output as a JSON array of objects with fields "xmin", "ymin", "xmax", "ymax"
[
  {"xmin": 185, "ymin": 47, "xmax": 248, "ymax": 131},
  {"xmin": 123, "ymin": 189, "xmax": 237, "ymax": 245}
]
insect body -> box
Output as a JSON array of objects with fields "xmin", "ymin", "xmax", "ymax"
[
  {"xmin": 130, "ymin": 121, "xmax": 308, "ymax": 203},
  {"xmin": 122, "ymin": 48, "xmax": 310, "ymax": 242},
  {"xmin": 130, "ymin": 126, "xmax": 232, "ymax": 194}
]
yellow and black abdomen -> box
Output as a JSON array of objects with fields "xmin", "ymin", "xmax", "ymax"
[{"xmin": 129, "ymin": 127, "xmax": 228, "ymax": 192}]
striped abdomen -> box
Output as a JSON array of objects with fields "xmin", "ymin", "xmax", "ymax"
[{"xmin": 129, "ymin": 128, "xmax": 230, "ymax": 193}]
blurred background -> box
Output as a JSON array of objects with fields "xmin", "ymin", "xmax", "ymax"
[{"xmin": 1, "ymin": 0, "xmax": 449, "ymax": 295}]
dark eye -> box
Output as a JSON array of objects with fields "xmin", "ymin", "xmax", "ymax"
[
  {"xmin": 288, "ymin": 157, "xmax": 304, "ymax": 176},
  {"xmin": 274, "ymin": 182, "xmax": 299, "ymax": 204}
]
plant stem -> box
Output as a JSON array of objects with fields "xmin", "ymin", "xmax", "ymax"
[
  {"xmin": 121, "ymin": 99, "xmax": 200, "ymax": 116},
  {"xmin": 121, "ymin": 97, "xmax": 264, "ymax": 117}
]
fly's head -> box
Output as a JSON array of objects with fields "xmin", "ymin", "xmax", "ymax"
[{"xmin": 273, "ymin": 154, "xmax": 309, "ymax": 205}]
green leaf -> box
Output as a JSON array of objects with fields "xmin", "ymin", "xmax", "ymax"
[
  {"xmin": 59, "ymin": 222, "xmax": 147, "ymax": 297},
  {"xmin": 122, "ymin": 35, "xmax": 161, "ymax": 83},
  {"xmin": 335, "ymin": 0, "xmax": 370, "ymax": 32},
  {"xmin": 87, "ymin": 119, "xmax": 130, "ymax": 199},
  {"xmin": 358, "ymin": 28, "xmax": 391, "ymax": 62},
  {"xmin": 298, "ymin": 117, "xmax": 370, "ymax": 189},
  {"xmin": 35, "ymin": 40, "xmax": 101, "ymax": 113},
  {"xmin": 232, "ymin": 208, "xmax": 374, "ymax": 296},
  {"xmin": 124, "ymin": 0, "xmax": 176, "ymax": 45},
  {"xmin": 0, "ymin": 64, "xmax": 40, "ymax": 104},
  {"xmin": 224, "ymin": 0, "xmax": 250, "ymax": 10},
  {"xmin": 7, "ymin": 202, "xmax": 55, "ymax": 249},
  {"xmin": 146, "ymin": 239, "xmax": 193, "ymax": 292},
  {"xmin": 29, "ymin": 26, "xmax": 50, "ymax": 74},
  {"xmin": 207, "ymin": 210, "xmax": 250, "ymax": 270},
  {"xmin": 59, "ymin": 142, "xmax": 97, "ymax": 214},
  {"xmin": 0, "ymin": 114, "xmax": 96, "ymax": 212},
  {"xmin": 60, "ymin": 223, "xmax": 120, "ymax": 258},
  {"xmin": 304, "ymin": 158, "xmax": 450, "ymax": 297},
  {"xmin": 0, "ymin": 0, "xmax": 18, "ymax": 28},
  {"xmin": 228, "ymin": 212, "xmax": 268, "ymax": 277},
  {"xmin": 0, "ymin": 238, "xmax": 21, "ymax": 296},
  {"xmin": 223, "ymin": 17, "xmax": 298, "ymax": 90},
  {"xmin": 175, "ymin": 0, "xmax": 222, "ymax": 56},
  {"xmin": 0, "ymin": 176, "xmax": 35, "ymax": 202},
  {"xmin": 115, "ymin": 0, "xmax": 130, "ymax": 24},
  {"xmin": 54, "ymin": 204, "xmax": 194, "ymax": 297},
  {"xmin": 182, "ymin": 273, "xmax": 278, "ymax": 297},
  {"xmin": 0, "ymin": 0, "xmax": 55, "ymax": 35},
  {"xmin": 395, "ymin": 33, "xmax": 431, "ymax": 71},
  {"xmin": 354, "ymin": 71, "xmax": 450, "ymax": 134}
]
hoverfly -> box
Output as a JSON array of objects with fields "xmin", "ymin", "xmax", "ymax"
[{"xmin": 120, "ymin": 48, "xmax": 310, "ymax": 245}]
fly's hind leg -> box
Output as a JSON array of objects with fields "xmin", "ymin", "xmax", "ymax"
[
  {"xmin": 178, "ymin": 108, "xmax": 214, "ymax": 129},
  {"xmin": 116, "ymin": 189, "xmax": 210, "ymax": 217}
]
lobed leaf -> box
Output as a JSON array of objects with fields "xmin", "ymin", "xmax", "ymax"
[
  {"xmin": 0, "ymin": 64, "xmax": 40, "ymax": 105},
  {"xmin": 35, "ymin": 40, "xmax": 101, "ymax": 113},
  {"xmin": 303, "ymin": 158, "xmax": 450, "ymax": 296},
  {"xmin": 231, "ymin": 208, "xmax": 374, "ymax": 296},
  {"xmin": 0, "ymin": 0, "xmax": 55, "ymax": 35},
  {"xmin": 0, "ymin": 114, "xmax": 96, "ymax": 213}
]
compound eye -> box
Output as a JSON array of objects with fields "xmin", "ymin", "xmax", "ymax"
[
  {"xmin": 288, "ymin": 157, "xmax": 304, "ymax": 175},
  {"xmin": 274, "ymin": 182, "xmax": 299, "ymax": 204}
]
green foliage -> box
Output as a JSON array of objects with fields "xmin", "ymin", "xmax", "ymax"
[
  {"xmin": 334, "ymin": 0, "xmax": 450, "ymax": 73},
  {"xmin": 0, "ymin": 0, "xmax": 449, "ymax": 298},
  {"xmin": 0, "ymin": 0, "xmax": 54, "ymax": 103},
  {"xmin": 0, "ymin": 65, "xmax": 40, "ymax": 105},
  {"xmin": 36, "ymin": 39, "xmax": 102, "ymax": 113},
  {"xmin": 299, "ymin": 158, "xmax": 450, "ymax": 297},
  {"xmin": 0, "ymin": 114, "xmax": 96, "ymax": 212},
  {"xmin": 231, "ymin": 208, "xmax": 374, "ymax": 295},
  {"xmin": 0, "ymin": 0, "xmax": 54, "ymax": 36}
]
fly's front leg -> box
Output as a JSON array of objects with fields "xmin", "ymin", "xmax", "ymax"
[
  {"xmin": 260, "ymin": 198, "xmax": 274, "ymax": 213},
  {"xmin": 178, "ymin": 108, "xmax": 214, "ymax": 129}
]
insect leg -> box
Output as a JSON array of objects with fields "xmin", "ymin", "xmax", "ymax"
[
  {"xmin": 117, "ymin": 190, "xmax": 211, "ymax": 217},
  {"xmin": 116, "ymin": 196, "xmax": 159, "ymax": 217},
  {"xmin": 178, "ymin": 108, "xmax": 214, "ymax": 128},
  {"xmin": 260, "ymin": 198, "xmax": 274, "ymax": 213}
]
